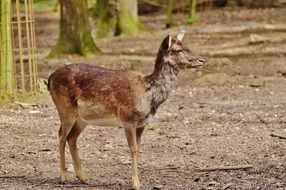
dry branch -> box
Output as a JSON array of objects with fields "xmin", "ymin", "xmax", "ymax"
[
  {"xmin": 157, "ymin": 166, "xmax": 181, "ymax": 171},
  {"xmin": 270, "ymin": 133, "xmax": 286, "ymax": 140},
  {"xmin": 223, "ymin": 182, "xmax": 234, "ymax": 190},
  {"xmin": 196, "ymin": 164, "xmax": 253, "ymax": 172},
  {"xmin": 30, "ymin": 180, "xmax": 48, "ymax": 187},
  {"xmin": 0, "ymin": 175, "xmax": 26, "ymax": 179},
  {"xmin": 144, "ymin": 166, "xmax": 181, "ymax": 171}
]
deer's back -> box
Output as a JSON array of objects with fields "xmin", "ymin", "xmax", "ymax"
[{"xmin": 48, "ymin": 63, "xmax": 151, "ymax": 125}]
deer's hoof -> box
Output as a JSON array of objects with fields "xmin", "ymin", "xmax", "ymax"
[
  {"xmin": 76, "ymin": 174, "xmax": 87, "ymax": 184},
  {"xmin": 59, "ymin": 174, "xmax": 68, "ymax": 184},
  {"xmin": 132, "ymin": 184, "xmax": 141, "ymax": 190}
]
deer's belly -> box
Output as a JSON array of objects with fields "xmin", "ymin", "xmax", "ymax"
[
  {"xmin": 80, "ymin": 116, "xmax": 122, "ymax": 127},
  {"xmin": 78, "ymin": 101, "xmax": 122, "ymax": 127}
]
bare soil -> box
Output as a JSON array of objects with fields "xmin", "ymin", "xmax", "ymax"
[{"xmin": 1, "ymin": 7, "xmax": 286, "ymax": 190}]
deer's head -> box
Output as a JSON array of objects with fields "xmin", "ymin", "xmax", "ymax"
[{"xmin": 158, "ymin": 30, "xmax": 205, "ymax": 70}]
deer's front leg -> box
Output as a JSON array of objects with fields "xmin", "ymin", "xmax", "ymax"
[{"xmin": 124, "ymin": 125, "xmax": 140, "ymax": 190}]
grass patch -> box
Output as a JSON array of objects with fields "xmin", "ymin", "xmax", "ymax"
[{"xmin": 33, "ymin": 0, "xmax": 57, "ymax": 10}]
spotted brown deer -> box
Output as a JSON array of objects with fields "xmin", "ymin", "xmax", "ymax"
[{"xmin": 48, "ymin": 30, "xmax": 205, "ymax": 189}]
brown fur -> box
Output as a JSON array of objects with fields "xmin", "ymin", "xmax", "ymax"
[{"xmin": 48, "ymin": 31, "xmax": 205, "ymax": 189}]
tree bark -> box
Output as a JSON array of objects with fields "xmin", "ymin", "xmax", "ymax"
[
  {"xmin": 96, "ymin": 0, "xmax": 113, "ymax": 38},
  {"xmin": 189, "ymin": 0, "xmax": 196, "ymax": 18},
  {"xmin": 166, "ymin": 0, "xmax": 174, "ymax": 28},
  {"xmin": 116, "ymin": 0, "xmax": 144, "ymax": 36},
  {"xmin": 49, "ymin": 0, "xmax": 100, "ymax": 57},
  {"xmin": 187, "ymin": 0, "xmax": 197, "ymax": 24},
  {"xmin": 0, "ymin": 0, "xmax": 14, "ymax": 98}
]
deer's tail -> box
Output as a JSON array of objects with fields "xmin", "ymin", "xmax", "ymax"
[{"xmin": 45, "ymin": 76, "xmax": 51, "ymax": 91}]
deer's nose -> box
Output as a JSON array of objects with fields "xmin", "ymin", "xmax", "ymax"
[{"xmin": 198, "ymin": 57, "xmax": 206, "ymax": 64}]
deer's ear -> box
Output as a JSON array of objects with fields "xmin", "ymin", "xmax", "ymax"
[
  {"xmin": 177, "ymin": 30, "xmax": 186, "ymax": 42},
  {"xmin": 161, "ymin": 35, "xmax": 172, "ymax": 50}
]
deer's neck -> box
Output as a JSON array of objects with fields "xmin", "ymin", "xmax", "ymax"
[{"xmin": 145, "ymin": 52, "xmax": 179, "ymax": 113}]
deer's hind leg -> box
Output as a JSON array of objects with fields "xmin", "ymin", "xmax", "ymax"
[
  {"xmin": 67, "ymin": 118, "xmax": 87, "ymax": 183},
  {"xmin": 57, "ymin": 108, "xmax": 78, "ymax": 183},
  {"xmin": 58, "ymin": 119, "xmax": 75, "ymax": 183},
  {"xmin": 136, "ymin": 126, "xmax": 145, "ymax": 149}
]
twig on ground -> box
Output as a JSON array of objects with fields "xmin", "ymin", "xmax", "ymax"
[
  {"xmin": 196, "ymin": 164, "xmax": 253, "ymax": 172},
  {"xmin": 249, "ymin": 84, "xmax": 263, "ymax": 88},
  {"xmin": 0, "ymin": 175, "xmax": 26, "ymax": 179},
  {"xmin": 144, "ymin": 166, "xmax": 181, "ymax": 171},
  {"xmin": 270, "ymin": 133, "xmax": 286, "ymax": 140},
  {"xmin": 157, "ymin": 166, "xmax": 181, "ymax": 171},
  {"xmin": 30, "ymin": 180, "xmax": 48, "ymax": 187},
  {"xmin": 222, "ymin": 182, "xmax": 234, "ymax": 190}
]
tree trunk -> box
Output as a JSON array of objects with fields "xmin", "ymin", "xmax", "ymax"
[
  {"xmin": 49, "ymin": 0, "xmax": 100, "ymax": 57},
  {"xmin": 0, "ymin": 0, "xmax": 14, "ymax": 98},
  {"xmin": 166, "ymin": 0, "xmax": 174, "ymax": 28},
  {"xmin": 96, "ymin": 0, "xmax": 113, "ymax": 38},
  {"xmin": 227, "ymin": 0, "xmax": 238, "ymax": 7},
  {"xmin": 187, "ymin": 0, "xmax": 197, "ymax": 24},
  {"xmin": 189, "ymin": 0, "xmax": 196, "ymax": 18},
  {"xmin": 117, "ymin": 0, "xmax": 144, "ymax": 36}
]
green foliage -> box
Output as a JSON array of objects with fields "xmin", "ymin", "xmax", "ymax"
[
  {"xmin": 33, "ymin": 0, "xmax": 56, "ymax": 10},
  {"xmin": 187, "ymin": 0, "xmax": 197, "ymax": 25},
  {"xmin": 186, "ymin": 16, "xmax": 197, "ymax": 24}
]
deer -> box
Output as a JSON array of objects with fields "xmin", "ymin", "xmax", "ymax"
[{"xmin": 47, "ymin": 30, "xmax": 205, "ymax": 189}]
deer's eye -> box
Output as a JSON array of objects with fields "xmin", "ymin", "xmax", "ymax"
[{"xmin": 174, "ymin": 49, "xmax": 183, "ymax": 54}]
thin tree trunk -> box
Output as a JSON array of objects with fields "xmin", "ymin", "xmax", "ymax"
[
  {"xmin": 0, "ymin": 0, "xmax": 14, "ymax": 98},
  {"xmin": 166, "ymin": 0, "xmax": 174, "ymax": 28},
  {"xmin": 189, "ymin": 0, "xmax": 196, "ymax": 18},
  {"xmin": 49, "ymin": 0, "xmax": 100, "ymax": 57},
  {"xmin": 117, "ymin": 0, "xmax": 144, "ymax": 36},
  {"xmin": 96, "ymin": 0, "xmax": 113, "ymax": 38},
  {"xmin": 187, "ymin": 0, "xmax": 197, "ymax": 24}
]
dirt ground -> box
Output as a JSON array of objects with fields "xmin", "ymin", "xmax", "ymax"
[{"xmin": 1, "ymin": 7, "xmax": 286, "ymax": 190}]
